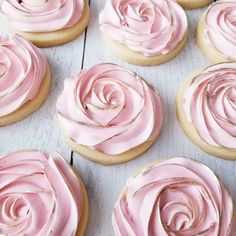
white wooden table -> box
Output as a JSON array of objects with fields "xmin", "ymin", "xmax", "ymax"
[{"xmin": 0, "ymin": 1, "xmax": 235, "ymax": 235}]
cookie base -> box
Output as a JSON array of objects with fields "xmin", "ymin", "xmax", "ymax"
[
  {"xmin": 73, "ymin": 167, "xmax": 89, "ymax": 236},
  {"xmin": 196, "ymin": 13, "xmax": 233, "ymax": 63},
  {"xmin": 177, "ymin": 0, "xmax": 212, "ymax": 9},
  {"xmin": 6, "ymin": 1, "xmax": 90, "ymax": 47},
  {"xmin": 102, "ymin": 30, "xmax": 188, "ymax": 66},
  {"xmin": 0, "ymin": 63, "xmax": 51, "ymax": 127},
  {"xmin": 60, "ymin": 126, "xmax": 161, "ymax": 165},
  {"xmin": 176, "ymin": 69, "xmax": 236, "ymax": 160}
]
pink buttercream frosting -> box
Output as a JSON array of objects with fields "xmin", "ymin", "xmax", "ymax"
[
  {"xmin": 57, "ymin": 63, "xmax": 163, "ymax": 155},
  {"xmin": 184, "ymin": 63, "xmax": 236, "ymax": 150},
  {"xmin": 0, "ymin": 35, "xmax": 46, "ymax": 117},
  {"xmin": 112, "ymin": 157, "xmax": 235, "ymax": 236},
  {"xmin": 204, "ymin": 0, "xmax": 236, "ymax": 60},
  {"xmin": 0, "ymin": 0, "xmax": 84, "ymax": 32},
  {"xmin": 0, "ymin": 151, "xmax": 83, "ymax": 236},
  {"xmin": 99, "ymin": 0, "xmax": 188, "ymax": 56}
]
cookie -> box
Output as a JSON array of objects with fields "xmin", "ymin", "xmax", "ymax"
[
  {"xmin": 0, "ymin": 0, "xmax": 90, "ymax": 47},
  {"xmin": 196, "ymin": 1, "xmax": 236, "ymax": 63},
  {"xmin": 176, "ymin": 63, "xmax": 236, "ymax": 160},
  {"xmin": 0, "ymin": 150, "xmax": 89, "ymax": 235},
  {"xmin": 113, "ymin": 157, "xmax": 236, "ymax": 235},
  {"xmin": 57, "ymin": 63, "xmax": 163, "ymax": 165},
  {"xmin": 0, "ymin": 35, "xmax": 51, "ymax": 126},
  {"xmin": 99, "ymin": 0, "xmax": 188, "ymax": 66}
]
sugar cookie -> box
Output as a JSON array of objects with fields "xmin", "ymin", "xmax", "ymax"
[
  {"xmin": 177, "ymin": 63, "xmax": 236, "ymax": 160},
  {"xmin": 0, "ymin": 0, "xmax": 90, "ymax": 47},
  {"xmin": 196, "ymin": 1, "xmax": 236, "ymax": 63},
  {"xmin": 113, "ymin": 157, "xmax": 236, "ymax": 235},
  {"xmin": 99, "ymin": 0, "xmax": 188, "ymax": 66},
  {"xmin": 0, "ymin": 35, "xmax": 51, "ymax": 126},
  {"xmin": 57, "ymin": 63, "xmax": 163, "ymax": 165}
]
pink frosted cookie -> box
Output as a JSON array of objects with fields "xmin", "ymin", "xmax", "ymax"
[
  {"xmin": 113, "ymin": 157, "xmax": 236, "ymax": 235},
  {"xmin": 197, "ymin": 0, "xmax": 236, "ymax": 63},
  {"xmin": 99, "ymin": 0, "xmax": 188, "ymax": 66},
  {"xmin": 0, "ymin": 150, "xmax": 89, "ymax": 235},
  {"xmin": 57, "ymin": 63, "xmax": 163, "ymax": 165},
  {"xmin": 177, "ymin": 63, "xmax": 236, "ymax": 160},
  {"xmin": 0, "ymin": 35, "xmax": 51, "ymax": 126},
  {"xmin": 0, "ymin": 0, "xmax": 90, "ymax": 47}
]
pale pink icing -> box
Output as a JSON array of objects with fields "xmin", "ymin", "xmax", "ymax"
[
  {"xmin": 0, "ymin": 0, "xmax": 84, "ymax": 32},
  {"xmin": 112, "ymin": 157, "xmax": 234, "ymax": 236},
  {"xmin": 0, "ymin": 35, "xmax": 46, "ymax": 117},
  {"xmin": 99, "ymin": 0, "xmax": 188, "ymax": 57},
  {"xmin": 57, "ymin": 63, "xmax": 163, "ymax": 155},
  {"xmin": 204, "ymin": 0, "xmax": 236, "ymax": 60},
  {"xmin": 0, "ymin": 151, "xmax": 83, "ymax": 236},
  {"xmin": 184, "ymin": 63, "xmax": 236, "ymax": 150}
]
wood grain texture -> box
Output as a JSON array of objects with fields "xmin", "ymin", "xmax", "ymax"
[{"xmin": 0, "ymin": 1, "xmax": 235, "ymax": 236}]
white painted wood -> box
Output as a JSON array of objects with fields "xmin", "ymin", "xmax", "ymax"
[{"xmin": 0, "ymin": 1, "xmax": 235, "ymax": 236}]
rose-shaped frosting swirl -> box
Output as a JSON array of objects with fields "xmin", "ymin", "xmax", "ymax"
[
  {"xmin": 183, "ymin": 63, "xmax": 236, "ymax": 150},
  {"xmin": 0, "ymin": 0, "xmax": 84, "ymax": 32},
  {"xmin": 0, "ymin": 35, "xmax": 46, "ymax": 117},
  {"xmin": 0, "ymin": 151, "xmax": 83, "ymax": 235},
  {"xmin": 99, "ymin": 0, "xmax": 188, "ymax": 56},
  {"xmin": 204, "ymin": 0, "xmax": 236, "ymax": 60},
  {"xmin": 113, "ymin": 157, "xmax": 235, "ymax": 236},
  {"xmin": 57, "ymin": 63, "xmax": 163, "ymax": 155}
]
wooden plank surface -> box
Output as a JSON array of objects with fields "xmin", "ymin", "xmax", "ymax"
[{"xmin": 0, "ymin": 1, "xmax": 235, "ymax": 236}]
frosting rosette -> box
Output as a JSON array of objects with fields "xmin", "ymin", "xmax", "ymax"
[
  {"xmin": 113, "ymin": 157, "xmax": 235, "ymax": 236},
  {"xmin": 57, "ymin": 63, "xmax": 163, "ymax": 155},
  {"xmin": 0, "ymin": 0, "xmax": 84, "ymax": 32},
  {"xmin": 0, "ymin": 151, "xmax": 83, "ymax": 235},
  {"xmin": 183, "ymin": 63, "xmax": 236, "ymax": 150},
  {"xmin": 99, "ymin": 0, "xmax": 188, "ymax": 56},
  {"xmin": 204, "ymin": 0, "xmax": 236, "ymax": 60},
  {"xmin": 0, "ymin": 35, "xmax": 46, "ymax": 117}
]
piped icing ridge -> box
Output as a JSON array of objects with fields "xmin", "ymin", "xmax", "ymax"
[
  {"xmin": 112, "ymin": 157, "xmax": 235, "ymax": 236},
  {"xmin": 183, "ymin": 63, "xmax": 236, "ymax": 150},
  {"xmin": 57, "ymin": 63, "xmax": 163, "ymax": 155},
  {"xmin": 99, "ymin": 0, "xmax": 188, "ymax": 57},
  {"xmin": 204, "ymin": 0, "xmax": 236, "ymax": 60},
  {"xmin": 0, "ymin": 35, "xmax": 46, "ymax": 117},
  {"xmin": 0, "ymin": 151, "xmax": 82, "ymax": 236},
  {"xmin": 0, "ymin": 0, "xmax": 84, "ymax": 33}
]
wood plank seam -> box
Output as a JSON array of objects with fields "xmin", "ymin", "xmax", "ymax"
[{"xmin": 70, "ymin": 0, "xmax": 92, "ymax": 166}]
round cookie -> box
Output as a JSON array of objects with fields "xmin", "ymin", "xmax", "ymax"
[
  {"xmin": 57, "ymin": 63, "xmax": 163, "ymax": 165},
  {"xmin": 99, "ymin": 0, "xmax": 188, "ymax": 66},
  {"xmin": 113, "ymin": 157, "xmax": 236, "ymax": 235},
  {"xmin": 176, "ymin": 63, "xmax": 236, "ymax": 160},
  {"xmin": 0, "ymin": 35, "xmax": 51, "ymax": 126},
  {"xmin": 196, "ymin": 1, "xmax": 236, "ymax": 63},
  {"xmin": 177, "ymin": 0, "xmax": 212, "ymax": 9},
  {"xmin": 0, "ymin": 150, "xmax": 89, "ymax": 236},
  {"xmin": 0, "ymin": 0, "xmax": 90, "ymax": 47}
]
